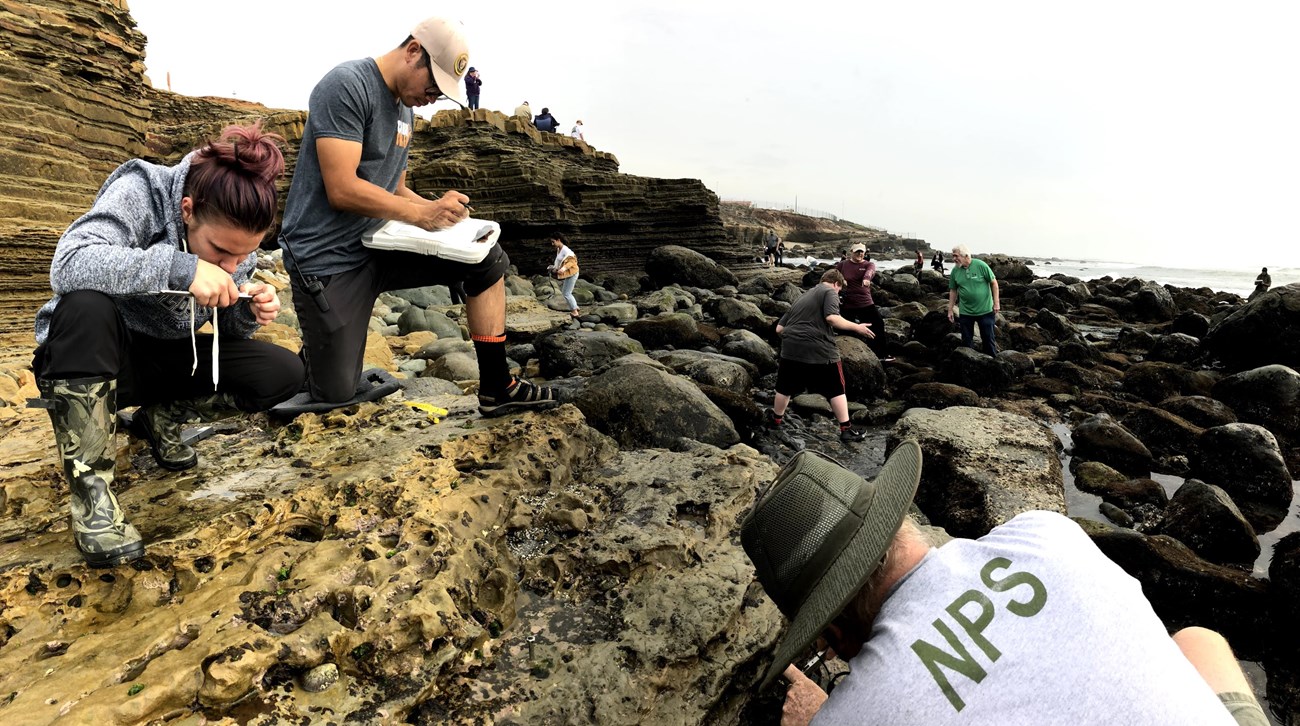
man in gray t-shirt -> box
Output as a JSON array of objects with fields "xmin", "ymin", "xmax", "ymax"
[
  {"xmin": 279, "ymin": 16, "xmax": 557, "ymax": 418},
  {"xmin": 770, "ymin": 268, "xmax": 874, "ymax": 443},
  {"xmin": 740, "ymin": 447, "xmax": 1270, "ymax": 726}
]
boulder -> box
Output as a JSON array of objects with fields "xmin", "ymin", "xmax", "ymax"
[
  {"xmin": 575, "ymin": 360, "xmax": 739, "ymax": 449},
  {"xmin": 706, "ymin": 297, "xmax": 770, "ymax": 333},
  {"xmin": 645, "ymin": 246, "xmax": 738, "ymax": 289},
  {"xmin": 1085, "ymin": 523, "xmax": 1269, "ymax": 657},
  {"xmin": 938, "ymin": 346, "xmax": 1013, "ymax": 395},
  {"xmin": 424, "ymin": 350, "xmax": 479, "ymax": 382},
  {"xmin": 1204, "ymin": 283, "xmax": 1300, "ymax": 370},
  {"xmin": 1212, "ymin": 365, "xmax": 1300, "ymax": 441},
  {"xmin": 1158, "ymin": 396, "xmax": 1238, "ymax": 429},
  {"xmin": 650, "ymin": 350, "xmax": 754, "ymax": 394},
  {"xmin": 903, "ymin": 382, "xmax": 981, "ymax": 411},
  {"xmin": 1157, "ymin": 480, "xmax": 1260, "ymax": 567},
  {"xmin": 1119, "ymin": 405, "xmax": 1204, "ymax": 462},
  {"xmin": 1115, "ymin": 327, "xmax": 1156, "ymax": 354},
  {"xmin": 836, "ymin": 335, "xmax": 886, "ymax": 399},
  {"xmin": 1072, "ymin": 461, "xmax": 1169, "ymax": 515},
  {"xmin": 591, "ymin": 302, "xmax": 639, "ymax": 324},
  {"xmin": 890, "ymin": 406, "xmax": 1064, "ymax": 538},
  {"xmin": 625, "ymin": 313, "xmax": 720, "ymax": 351},
  {"xmin": 1171, "ymin": 312, "xmax": 1211, "ymax": 339},
  {"xmin": 1122, "ymin": 361, "xmax": 1215, "ymax": 403},
  {"xmin": 397, "ymin": 307, "xmax": 462, "ymax": 339},
  {"xmin": 718, "ymin": 330, "xmax": 778, "ymax": 376},
  {"xmin": 537, "ymin": 330, "xmax": 646, "ymax": 376},
  {"xmin": 1132, "ymin": 281, "xmax": 1178, "ymax": 322},
  {"xmin": 1071, "ymin": 414, "xmax": 1153, "ymax": 477},
  {"xmin": 1148, "ymin": 333, "xmax": 1201, "ymax": 364},
  {"xmin": 1191, "ymin": 423, "xmax": 1294, "ymax": 532},
  {"xmin": 1268, "ymin": 532, "xmax": 1300, "ymax": 726},
  {"xmin": 1033, "ymin": 309, "xmax": 1080, "ymax": 342}
]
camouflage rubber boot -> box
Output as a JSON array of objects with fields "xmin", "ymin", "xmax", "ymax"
[
  {"xmin": 38, "ymin": 377, "xmax": 144, "ymax": 567},
  {"xmin": 133, "ymin": 392, "xmax": 243, "ymax": 471}
]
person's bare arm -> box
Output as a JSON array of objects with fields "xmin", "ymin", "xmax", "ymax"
[
  {"xmin": 947, "ymin": 289, "xmax": 959, "ymax": 321},
  {"xmin": 316, "ymin": 138, "xmax": 467, "ymax": 230},
  {"xmin": 991, "ymin": 278, "xmax": 1000, "ymax": 312},
  {"xmin": 827, "ymin": 314, "xmax": 875, "ymax": 338}
]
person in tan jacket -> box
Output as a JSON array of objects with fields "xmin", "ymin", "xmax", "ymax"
[{"xmin": 547, "ymin": 232, "xmax": 581, "ymax": 317}]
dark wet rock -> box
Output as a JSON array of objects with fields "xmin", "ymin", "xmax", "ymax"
[
  {"xmin": 878, "ymin": 273, "xmax": 924, "ymax": 301},
  {"xmin": 1041, "ymin": 360, "xmax": 1112, "ymax": 390},
  {"xmin": 1005, "ymin": 323, "xmax": 1052, "ymax": 351},
  {"xmin": 997, "ymin": 350, "xmax": 1035, "ymax": 377},
  {"xmin": 645, "ymin": 245, "xmax": 738, "ymax": 289},
  {"xmin": 1057, "ymin": 339, "xmax": 1102, "ymax": 364},
  {"xmin": 736, "ymin": 275, "xmax": 775, "ymax": 296},
  {"xmin": 1265, "ymin": 532, "xmax": 1300, "ymax": 726},
  {"xmin": 1033, "ymin": 309, "xmax": 1080, "ymax": 342},
  {"xmin": 424, "ymin": 351, "xmax": 479, "ymax": 382},
  {"xmin": 1115, "ymin": 327, "xmax": 1156, "ymax": 354},
  {"xmin": 1212, "ymin": 364, "xmax": 1300, "ymax": 441},
  {"xmin": 1132, "ymin": 281, "xmax": 1178, "ymax": 322},
  {"xmin": 982, "ymin": 254, "xmax": 1034, "ymax": 282},
  {"xmin": 772, "ymin": 282, "xmax": 804, "ymax": 304},
  {"xmin": 537, "ymin": 331, "xmax": 646, "ymax": 376},
  {"xmin": 1122, "ymin": 361, "xmax": 1216, "ymax": 403},
  {"xmin": 912, "ymin": 310, "xmax": 957, "ymax": 348},
  {"xmin": 1072, "ymin": 414, "xmax": 1153, "ymax": 477},
  {"xmin": 575, "ymin": 360, "xmax": 739, "ymax": 449},
  {"xmin": 695, "ymin": 384, "xmax": 765, "ymax": 442},
  {"xmin": 1148, "ymin": 333, "xmax": 1201, "ymax": 364},
  {"xmin": 1085, "ymin": 523, "xmax": 1269, "ymax": 659},
  {"xmin": 1171, "ymin": 312, "xmax": 1211, "ymax": 339},
  {"xmin": 392, "ymin": 285, "xmax": 454, "ymax": 309},
  {"xmin": 590, "ymin": 302, "xmax": 639, "ymax": 324},
  {"xmin": 625, "ymin": 313, "xmax": 720, "ymax": 351},
  {"xmin": 1099, "ymin": 501, "xmax": 1134, "ymax": 528},
  {"xmin": 1072, "ymin": 461, "xmax": 1169, "ymax": 512},
  {"xmin": 1158, "ymin": 395, "xmax": 1238, "ymax": 429},
  {"xmin": 650, "ymin": 350, "xmax": 755, "ymax": 394},
  {"xmin": 836, "ymin": 335, "xmax": 886, "ymax": 400},
  {"xmin": 1157, "ymin": 479, "xmax": 1259, "ymax": 567},
  {"xmin": 718, "ymin": 330, "xmax": 778, "ymax": 376},
  {"xmin": 1191, "ymin": 423, "xmax": 1293, "ymax": 532},
  {"xmin": 790, "ymin": 393, "xmax": 833, "ymax": 419},
  {"xmin": 1119, "ymin": 404, "xmax": 1203, "ymax": 462},
  {"xmin": 705, "ymin": 296, "xmax": 770, "ymax": 333},
  {"xmin": 890, "ymin": 406, "xmax": 1063, "ymax": 538},
  {"xmin": 938, "ymin": 346, "xmax": 1013, "ymax": 395},
  {"xmin": 903, "ymin": 382, "xmax": 981, "ymax": 410},
  {"xmin": 1204, "ymin": 284, "xmax": 1300, "ymax": 370}
]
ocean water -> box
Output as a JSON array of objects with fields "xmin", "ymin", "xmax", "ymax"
[{"xmin": 787, "ymin": 255, "xmax": 1299, "ymax": 298}]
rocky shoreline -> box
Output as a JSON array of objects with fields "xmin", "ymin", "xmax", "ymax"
[{"xmin": 3, "ymin": 241, "xmax": 1299, "ymax": 724}]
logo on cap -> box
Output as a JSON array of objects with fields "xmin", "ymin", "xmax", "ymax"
[{"xmin": 455, "ymin": 54, "xmax": 469, "ymax": 76}]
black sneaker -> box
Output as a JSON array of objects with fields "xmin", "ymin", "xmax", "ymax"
[
  {"xmin": 765, "ymin": 407, "xmax": 783, "ymax": 429},
  {"xmin": 479, "ymin": 378, "xmax": 560, "ymax": 417},
  {"xmin": 839, "ymin": 426, "xmax": 866, "ymax": 443}
]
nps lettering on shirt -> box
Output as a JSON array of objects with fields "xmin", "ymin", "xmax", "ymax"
[
  {"xmin": 909, "ymin": 557, "xmax": 1048, "ymax": 712},
  {"xmin": 395, "ymin": 120, "xmax": 411, "ymax": 149}
]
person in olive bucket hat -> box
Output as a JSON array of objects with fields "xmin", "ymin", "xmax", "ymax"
[{"xmin": 740, "ymin": 443, "xmax": 1269, "ymax": 726}]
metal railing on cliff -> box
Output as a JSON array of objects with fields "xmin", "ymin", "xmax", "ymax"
[{"xmin": 723, "ymin": 199, "xmax": 891, "ymax": 235}]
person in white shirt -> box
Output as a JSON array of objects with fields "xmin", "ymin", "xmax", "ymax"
[{"xmin": 570, "ymin": 120, "xmax": 584, "ymax": 141}]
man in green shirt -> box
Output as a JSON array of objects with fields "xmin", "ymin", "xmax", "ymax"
[{"xmin": 947, "ymin": 244, "xmax": 1000, "ymax": 355}]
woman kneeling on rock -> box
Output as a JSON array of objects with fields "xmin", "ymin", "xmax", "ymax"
[
  {"xmin": 547, "ymin": 232, "xmax": 581, "ymax": 318},
  {"xmin": 29, "ymin": 123, "xmax": 304, "ymax": 567}
]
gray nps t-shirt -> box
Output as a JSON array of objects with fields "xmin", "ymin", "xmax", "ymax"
[
  {"xmin": 812, "ymin": 511, "xmax": 1237, "ymax": 726},
  {"xmin": 280, "ymin": 58, "xmax": 414, "ymax": 277},
  {"xmin": 777, "ymin": 284, "xmax": 841, "ymax": 364}
]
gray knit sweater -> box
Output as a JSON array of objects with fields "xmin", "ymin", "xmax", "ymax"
[{"xmin": 34, "ymin": 153, "xmax": 259, "ymax": 344}]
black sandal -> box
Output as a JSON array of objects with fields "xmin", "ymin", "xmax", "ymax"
[{"xmin": 478, "ymin": 377, "xmax": 559, "ymax": 417}]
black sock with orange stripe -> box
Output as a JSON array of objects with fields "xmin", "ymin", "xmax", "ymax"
[{"xmin": 472, "ymin": 333, "xmax": 510, "ymax": 397}]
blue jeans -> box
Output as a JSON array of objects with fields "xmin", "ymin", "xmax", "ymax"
[
  {"xmin": 561, "ymin": 275, "xmax": 579, "ymax": 312},
  {"xmin": 467, "ymin": 94, "xmax": 480, "ymax": 110},
  {"xmin": 958, "ymin": 311, "xmax": 998, "ymax": 355}
]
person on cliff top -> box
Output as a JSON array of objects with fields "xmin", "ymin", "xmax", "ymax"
[
  {"xmin": 533, "ymin": 107, "xmax": 560, "ymax": 133},
  {"xmin": 29, "ymin": 123, "xmax": 303, "ymax": 567},
  {"xmin": 947, "ymin": 244, "xmax": 1000, "ymax": 356},
  {"xmin": 742, "ymin": 444, "xmax": 1269, "ymax": 726},
  {"xmin": 931, "ymin": 249, "xmax": 946, "ymax": 275},
  {"xmin": 464, "ymin": 66, "xmax": 482, "ymax": 110},
  {"xmin": 834, "ymin": 244, "xmax": 891, "ymax": 362},
  {"xmin": 1249, "ymin": 267, "xmax": 1271, "ymax": 302},
  {"xmin": 546, "ymin": 232, "xmax": 582, "ymax": 318},
  {"xmin": 570, "ymin": 119, "xmax": 585, "ymax": 142},
  {"xmin": 278, "ymin": 15, "xmax": 557, "ymax": 417},
  {"xmin": 513, "ymin": 100, "xmax": 531, "ymax": 121},
  {"xmin": 768, "ymin": 268, "xmax": 872, "ymax": 444}
]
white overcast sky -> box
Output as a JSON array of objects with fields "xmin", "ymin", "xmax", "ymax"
[{"xmin": 127, "ymin": 0, "xmax": 1299, "ymax": 269}]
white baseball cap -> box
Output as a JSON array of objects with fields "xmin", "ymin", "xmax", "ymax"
[{"xmin": 410, "ymin": 16, "xmax": 470, "ymax": 106}]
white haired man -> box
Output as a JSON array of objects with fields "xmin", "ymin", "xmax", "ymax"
[
  {"xmin": 947, "ymin": 244, "xmax": 999, "ymax": 355},
  {"xmin": 740, "ymin": 443, "xmax": 1269, "ymax": 726}
]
